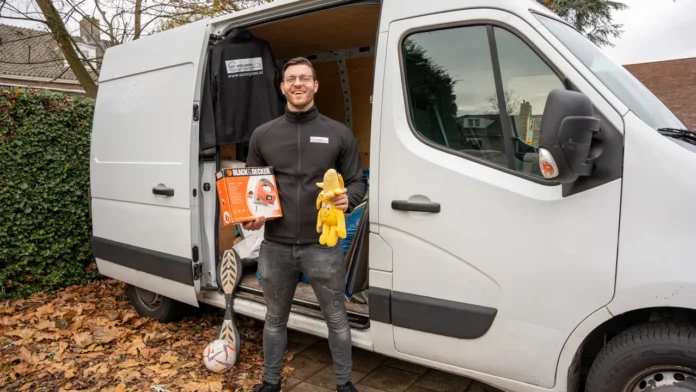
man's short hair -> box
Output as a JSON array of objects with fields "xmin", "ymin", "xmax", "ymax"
[{"xmin": 282, "ymin": 57, "xmax": 317, "ymax": 80}]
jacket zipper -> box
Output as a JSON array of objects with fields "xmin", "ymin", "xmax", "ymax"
[{"xmin": 296, "ymin": 121, "xmax": 301, "ymax": 244}]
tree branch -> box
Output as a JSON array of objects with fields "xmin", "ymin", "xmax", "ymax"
[
  {"xmin": 34, "ymin": 0, "xmax": 98, "ymax": 98},
  {"xmin": 93, "ymin": 0, "xmax": 120, "ymax": 44},
  {"xmin": 0, "ymin": 14, "xmax": 48, "ymax": 24},
  {"xmin": 134, "ymin": 0, "xmax": 142, "ymax": 39}
]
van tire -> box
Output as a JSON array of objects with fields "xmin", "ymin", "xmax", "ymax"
[
  {"xmin": 126, "ymin": 284, "xmax": 190, "ymax": 323},
  {"xmin": 585, "ymin": 321, "xmax": 696, "ymax": 392}
]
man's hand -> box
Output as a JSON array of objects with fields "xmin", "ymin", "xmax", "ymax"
[
  {"xmin": 332, "ymin": 188, "xmax": 349, "ymax": 212},
  {"xmin": 242, "ymin": 216, "xmax": 266, "ymax": 231}
]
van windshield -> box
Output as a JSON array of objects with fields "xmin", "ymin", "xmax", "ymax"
[{"xmin": 534, "ymin": 13, "xmax": 686, "ymax": 131}]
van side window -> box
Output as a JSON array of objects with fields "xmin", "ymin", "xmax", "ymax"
[
  {"xmin": 402, "ymin": 25, "xmax": 564, "ymax": 179},
  {"xmin": 493, "ymin": 27, "xmax": 565, "ymax": 177}
]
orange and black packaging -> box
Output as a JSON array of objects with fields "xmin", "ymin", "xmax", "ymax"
[{"xmin": 215, "ymin": 166, "xmax": 283, "ymax": 226}]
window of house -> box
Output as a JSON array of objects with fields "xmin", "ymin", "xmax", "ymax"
[
  {"xmin": 79, "ymin": 44, "xmax": 96, "ymax": 61},
  {"xmin": 402, "ymin": 24, "xmax": 564, "ymax": 180},
  {"xmin": 63, "ymin": 44, "xmax": 97, "ymax": 68}
]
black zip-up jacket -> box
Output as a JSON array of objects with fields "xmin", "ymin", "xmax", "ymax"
[
  {"xmin": 199, "ymin": 29, "xmax": 285, "ymax": 150},
  {"xmin": 245, "ymin": 105, "xmax": 367, "ymax": 245}
]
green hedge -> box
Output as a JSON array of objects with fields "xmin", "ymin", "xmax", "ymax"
[{"xmin": 0, "ymin": 88, "xmax": 99, "ymax": 300}]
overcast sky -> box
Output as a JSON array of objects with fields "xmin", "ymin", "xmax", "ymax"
[{"xmin": 603, "ymin": 0, "xmax": 696, "ymax": 65}]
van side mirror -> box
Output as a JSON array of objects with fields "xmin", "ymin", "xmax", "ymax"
[{"xmin": 538, "ymin": 89, "xmax": 601, "ymax": 183}]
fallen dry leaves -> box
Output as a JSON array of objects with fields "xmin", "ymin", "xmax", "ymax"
[{"xmin": 0, "ymin": 279, "xmax": 295, "ymax": 391}]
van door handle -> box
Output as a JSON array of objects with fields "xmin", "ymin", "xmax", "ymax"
[
  {"xmin": 152, "ymin": 187, "xmax": 174, "ymax": 196},
  {"xmin": 391, "ymin": 200, "xmax": 440, "ymax": 213}
]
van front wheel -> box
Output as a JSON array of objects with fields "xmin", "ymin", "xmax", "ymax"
[
  {"xmin": 585, "ymin": 321, "xmax": 696, "ymax": 392},
  {"xmin": 126, "ymin": 284, "xmax": 189, "ymax": 322}
]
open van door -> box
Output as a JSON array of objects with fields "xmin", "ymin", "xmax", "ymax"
[{"xmin": 89, "ymin": 20, "xmax": 210, "ymax": 307}]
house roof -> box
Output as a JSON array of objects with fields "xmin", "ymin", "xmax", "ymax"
[{"xmin": 0, "ymin": 23, "xmax": 106, "ymax": 83}]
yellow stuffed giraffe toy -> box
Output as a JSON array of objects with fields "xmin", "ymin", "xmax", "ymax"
[{"xmin": 316, "ymin": 169, "xmax": 347, "ymax": 247}]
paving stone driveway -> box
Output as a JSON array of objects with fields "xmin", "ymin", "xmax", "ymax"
[{"xmin": 280, "ymin": 330, "xmax": 501, "ymax": 392}]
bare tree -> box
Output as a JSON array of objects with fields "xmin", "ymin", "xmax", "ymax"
[
  {"xmin": 1, "ymin": 0, "xmax": 275, "ymax": 96},
  {"xmin": 153, "ymin": 0, "xmax": 273, "ymax": 32},
  {"xmin": 37, "ymin": 0, "xmax": 99, "ymax": 96},
  {"xmin": 487, "ymin": 89, "xmax": 522, "ymax": 116},
  {"xmin": 2, "ymin": 0, "xmax": 100, "ymax": 97}
]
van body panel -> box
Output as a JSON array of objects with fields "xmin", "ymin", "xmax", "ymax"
[
  {"xmin": 98, "ymin": 20, "xmax": 210, "ymax": 83},
  {"xmin": 208, "ymin": 0, "xmax": 364, "ymax": 35},
  {"xmin": 91, "ymin": 199, "xmax": 193, "ymax": 261},
  {"xmin": 96, "ymin": 259, "xmax": 199, "ymax": 306},
  {"xmin": 90, "ymin": 17, "xmax": 210, "ymax": 306},
  {"xmin": 201, "ymin": 292, "xmax": 375, "ymax": 350},
  {"xmin": 199, "ymin": 160, "xmax": 218, "ymax": 288},
  {"xmin": 381, "ymin": 227, "xmax": 502, "ymax": 310},
  {"xmin": 90, "ymin": 65, "xmax": 195, "ymax": 208},
  {"xmin": 609, "ymin": 111, "xmax": 696, "ymax": 316},
  {"xmin": 368, "ymin": 233, "xmax": 393, "ymax": 272},
  {"xmin": 368, "ymin": 30, "xmax": 390, "ymax": 235},
  {"xmin": 554, "ymin": 306, "xmax": 614, "ymax": 392},
  {"xmin": 376, "ymin": 8, "xmax": 622, "ymax": 388},
  {"xmin": 379, "ymin": 0, "xmax": 559, "ymax": 30},
  {"xmin": 224, "ymin": 293, "xmax": 554, "ymax": 392}
]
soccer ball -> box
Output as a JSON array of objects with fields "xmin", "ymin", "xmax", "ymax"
[{"xmin": 203, "ymin": 339, "xmax": 237, "ymax": 373}]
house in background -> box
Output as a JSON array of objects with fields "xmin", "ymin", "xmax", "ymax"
[
  {"xmin": 0, "ymin": 17, "xmax": 107, "ymax": 94},
  {"xmin": 455, "ymin": 114, "xmax": 501, "ymax": 151},
  {"xmin": 624, "ymin": 56, "xmax": 696, "ymax": 130},
  {"xmin": 512, "ymin": 100, "xmax": 542, "ymax": 146}
]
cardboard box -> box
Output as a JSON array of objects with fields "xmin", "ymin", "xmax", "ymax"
[{"xmin": 215, "ymin": 166, "xmax": 283, "ymax": 226}]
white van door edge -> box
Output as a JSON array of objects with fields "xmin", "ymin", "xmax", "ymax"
[{"xmin": 90, "ymin": 19, "xmax": 211, "ymax": 307}]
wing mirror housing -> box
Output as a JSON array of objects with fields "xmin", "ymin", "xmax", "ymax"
[{"xmin": 538, "ymin": 89, "xmax": 601, "ymax": 184}]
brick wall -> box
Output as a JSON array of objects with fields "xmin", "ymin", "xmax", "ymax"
[{"xmin": 624, "ymin": 57, "xmax": 696, "ymax": 129}]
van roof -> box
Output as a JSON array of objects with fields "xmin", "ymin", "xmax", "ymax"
[{"xmin": 207, "ymin": 0, "xmax": 562, "ymax": 35}]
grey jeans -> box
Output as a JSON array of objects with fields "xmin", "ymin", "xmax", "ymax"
[{"xmin": 257, "ymin": 238, "xmax": 352, "ymax": 385}]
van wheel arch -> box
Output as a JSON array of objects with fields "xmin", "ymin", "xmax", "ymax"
[
  {"xmin": 570, "ymin": 307, "xmax": 696, "ymax": 391},
  {"xmin": 126, "ymin": 284, "xmax": 194, "ymax": 322}
]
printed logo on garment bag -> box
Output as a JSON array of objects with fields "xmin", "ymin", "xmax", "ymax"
[{"xmin": 225, "ymin": 57, "xmax": 263, "ymax": 78}]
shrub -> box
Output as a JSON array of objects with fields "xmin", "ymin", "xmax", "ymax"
[{"xmin": 0, "ymin": 88, "xmax": 99, "ymax": 300}]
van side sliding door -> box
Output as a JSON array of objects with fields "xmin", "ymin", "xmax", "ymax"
[
  {"xmin": 374, "ymin": 7, "xmax": 623, "ymax": 389},
  {"xmin": 90, "ymin": 20, "xmax": 211, "ymax": 307}
]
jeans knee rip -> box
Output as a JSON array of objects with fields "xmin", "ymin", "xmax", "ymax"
[{"xmin": 322, "ymin": 284, "xmax": 342, "ymax": 295}]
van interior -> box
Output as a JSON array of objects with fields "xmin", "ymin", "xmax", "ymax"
[{"xmin": 204, "ymin": 2, "xmax": 381, "ymax": 330}]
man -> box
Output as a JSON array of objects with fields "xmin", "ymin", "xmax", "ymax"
[{"xmin": 244, "ymin": 57, "xmax": 367, "ymax": 392}]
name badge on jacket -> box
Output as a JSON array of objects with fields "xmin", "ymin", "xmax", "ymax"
[{"xmin": 310, "ymin": 136, "xmax": 329, "ymax": 144}]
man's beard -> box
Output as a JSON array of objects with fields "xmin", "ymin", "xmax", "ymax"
[{"xmin": 287, "ymin": 88, "xmax": 313, "ymax": 108}]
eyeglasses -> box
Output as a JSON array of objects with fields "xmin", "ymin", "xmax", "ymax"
[{"xmin": 283, "ymin": 75, "xmax": 314, "ymax": 84}]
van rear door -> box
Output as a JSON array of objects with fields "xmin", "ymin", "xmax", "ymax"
[{"xmin": 90, "ymin": 20, "xmax": 210, "ymax": 307}]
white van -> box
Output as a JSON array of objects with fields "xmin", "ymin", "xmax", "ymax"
[{"xmin": 88, "ymin": 0, "xmax": 696, "ymax": 391}]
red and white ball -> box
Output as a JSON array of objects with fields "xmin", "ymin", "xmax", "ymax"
[{"xmin": 203, "ymin": 339, "xmax": 237, "ymax": 373}]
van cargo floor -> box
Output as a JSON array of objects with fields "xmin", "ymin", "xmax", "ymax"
[{"xmin": 237, "ymin": 273, "xmax": 370, "ymax": 328}]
